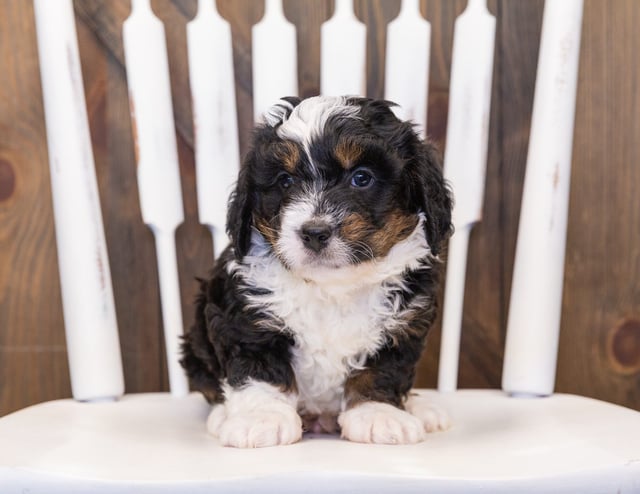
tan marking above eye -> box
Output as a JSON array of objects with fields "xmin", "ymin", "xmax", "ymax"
[
  {"xmin": 335, "ymin": 139, "xmax": 363, "ymax": 169},
  {"xmin": 274, "ymin": 141, "xmax": 300, "ymax": 173}
]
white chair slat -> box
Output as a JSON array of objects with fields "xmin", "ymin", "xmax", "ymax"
[
  {"xmin": 384, "ymin": 0, "xmax": 431, "ymax": 138},
  {"xmin": 187, "ymin": 0, "xmax": 239, "ymax": 259},
  {"xmin": 321, "ymin": 0, "xmax": 367, "ymax": 97},
  {"xmin": 122, "ymin": 0, "xmax": 188, "ymax": 396},
  {"xmin": 252, "ymin": 0, "xmax": 298, "ymax": 122},
  {"xmin": 438, "ymin": 0, "xmax": 496, "ymax": 392},
  {"xmin": 32, "ymin": 0, "xmax": 124, "ymax": 402},
  {"xmin": 503, "ymin": 0, "xmax": 585, "ymax": 397}
]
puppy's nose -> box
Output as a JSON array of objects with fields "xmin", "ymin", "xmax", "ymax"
[{"xmin": 299, "ymin": 221, "xmax": 332, "ymax": 253}]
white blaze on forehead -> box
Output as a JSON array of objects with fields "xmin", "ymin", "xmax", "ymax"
[{"xmin": 274, "ymin": 96, "xmax": 361, "ymax": 151}]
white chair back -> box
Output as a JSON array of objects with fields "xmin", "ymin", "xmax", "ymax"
[{"xmin": 33, "ymin": 0, "xmax": 582, "ymax": 401}]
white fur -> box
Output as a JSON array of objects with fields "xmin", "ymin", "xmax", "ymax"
[
  {"xmin": 338, "ymin": 401, "xmax": 425, "ymax": 444},
  {"xmin": 263, "ymin": 99, "xmax": 296, "ymax": 127},
  {"xmin": 207, "ymin": 380, "xmax": 302, "ymax": 448},
  {"xmin": 229, "ymin": 217, "xmax": 432, "ymax": 417},
  {"xmin": 404, "ymin": 394, "xmax": 452, "ymax": 433},
  {"xmin": 275, "ymin": 185, "xmax": 353, "ymax": 271}
]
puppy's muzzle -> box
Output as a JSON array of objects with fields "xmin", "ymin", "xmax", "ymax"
[{"xmin": 299, "ymin": 220, "xmax": 333, "ymax": 253}]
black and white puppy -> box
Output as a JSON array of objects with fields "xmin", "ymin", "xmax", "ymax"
[{"xmin": 181, "ymin": 95, "xmax": 453, "ymax": 448}]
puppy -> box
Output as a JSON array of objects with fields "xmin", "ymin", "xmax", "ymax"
[{"xmin": 181, "ymin": 96, "xmax": 453, "ymax": 448}]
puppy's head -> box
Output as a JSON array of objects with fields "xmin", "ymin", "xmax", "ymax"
[{"xmin": 227, "ymin": 96, "xmax": 452, "ymax": 274}]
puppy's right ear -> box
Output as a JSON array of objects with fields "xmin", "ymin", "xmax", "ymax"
[{"xmin": 226, "ymin": 160, "xmax": 254, "ymax": 259}]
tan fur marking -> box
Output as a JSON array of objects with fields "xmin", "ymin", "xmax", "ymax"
[
  {"xmin": 275, "ymin": 141, "xmax": 300, "ymax": 173},
  {"xmin": 340, "ymin": 213, "xmax": 371, "ymax": 244},
  {"xmin": 370, "ymin": 211, "xmax": 418, "ymax": 257},
  {"xmin": 340, "ymin": 211, "xmax": 418, "ymax": 258},
  {"xmin": 255, "ymin": 217, "xmax": 279, "ymax": 248},
  {"xmin": 335, "ymin": 139, "xmax": 363, "ymax": 169}
]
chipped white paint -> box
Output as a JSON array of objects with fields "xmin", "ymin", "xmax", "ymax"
[
  {"xmin": 187, "ymin": 0, "xmax": 239, "ymax": 258},
  {"xmin": 438, "ymin": 0, "xmax": 496, "ymax": 392},
  {"xmin": 123, "ymin": 0, "xmax": 188, "ymax": 396},
  {"xmin": 33, "ymin": 0, "xmax": 124, "ymax": 402},
  {"xmin": 384, "ymin": 0, "xmax": 431, "ymax": 137},
  {"xmin": 252, "ymin": 0, "xmax": 298, "ymax": 123},
  {"xmin": 321, "ymin": 0, "xmax": 366, "ymax": 97},
  {"xmin": 503, "ymin": 0, "xmax": 584, "ymax": 397}
]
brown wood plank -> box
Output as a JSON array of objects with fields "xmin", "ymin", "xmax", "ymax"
[
  {"xmin": 0, "ymin": 0, "xmax": 71, "ymax": 415},
  {"xmin": 354, "ymin": 0, "xmax": 401, "ymax": 99},
  {"xmin": 217, "ymin": 0, "xmax": 265, "ymax": 155},
  {"xmin": 285, "ymin": 0, "xmax": 332, "ymax": 99},
  {"xmin": 558, "ymin": 0, "xmax": 640, "ymax": 407}
]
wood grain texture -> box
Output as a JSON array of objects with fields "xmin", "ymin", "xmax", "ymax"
[
  {"xmin": 1, "ymin": 0, "xmax": 639, "ymax": 415},
  {"xmin": 0, "ymin": 0, "xmax": 71, "ymax": 413},
  {"xmin": 559, "ymin": 0, "xmax": 640, "ymax": 407}
]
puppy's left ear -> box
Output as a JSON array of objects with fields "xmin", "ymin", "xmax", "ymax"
[
  {"xmin": 226, "ymin": 161, "xmax": 254, "ymax": 259},
  {"xmin": 403, "ymin": 142, "xmax": 453, "ymax": 256}
]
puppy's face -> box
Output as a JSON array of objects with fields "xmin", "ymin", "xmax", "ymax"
[{"xmin": 228, "ymin": 96, "xmax": 451, "ymax": 274}]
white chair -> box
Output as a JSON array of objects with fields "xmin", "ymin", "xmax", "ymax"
[{"xmin": 1, "ymin": 0, "xmax": 639, "ymax": 493}]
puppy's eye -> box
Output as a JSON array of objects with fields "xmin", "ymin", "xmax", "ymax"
[
  {"xmin": 278, "ymin": 173, "xmax": 294, "ymax": 189},
  {"xmin": 350, "ymin": 169, "xmax": 374, "ymax": 188}
]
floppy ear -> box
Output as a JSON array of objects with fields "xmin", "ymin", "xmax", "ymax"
[
  {"xmin": 227, "ymin": 97, "xmax": 303, "ymax": 259},
  {"xmin": 404, "ymin": 142, "xmax": 453, "ymax": 257},
  {"xmin": 353, "ymin": 98, "xmax": 452, "ymax": 255},
  {"xmin": 226, "ymin": 159, "xmax": 254, "ymax": 259}
]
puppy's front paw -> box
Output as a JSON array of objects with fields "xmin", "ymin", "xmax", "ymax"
[
  {"xmin": 405, "ymin": 394, "xmax": 451, "ymax": 432},
  {"xmin": 338, "ymin": 401, "xmax": 425, "ymax": 445},
  {"xmin": 210, "ymin": 405, "xmax": 302, "ymax": 448}
]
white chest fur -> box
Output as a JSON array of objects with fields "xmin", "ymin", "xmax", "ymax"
[
  {"xmin": 269, "ymin": 274, "xmax": 393, "ymax": 415},
  {"xmin": 229, "ymin": 219, "xmax": 432, "ymax": 415}
]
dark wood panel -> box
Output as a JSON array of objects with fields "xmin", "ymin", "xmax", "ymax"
[
  {"xmin": 1, "ymin": 0, "xmax": 639, "ymax": 415},
  {"xmin": 558, "ymin": 0, "xmax": 640, "ymax": 407},
  {"xmin": 0, "ymin": 0, "xmax": 71, "ymax": 415}
]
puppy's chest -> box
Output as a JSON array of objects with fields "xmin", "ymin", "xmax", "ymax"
[
  {"xmin": 244, "ymin": 270, "xmax": 399, "ymax": 414},
  {"xmin": 279, "ymin": 286, "xmax": 390, "ymax": 414}
]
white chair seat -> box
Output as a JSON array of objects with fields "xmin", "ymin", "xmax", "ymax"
[{"xmin": 1, "ymin": 389, "xmax": 639, "ymax": 493}]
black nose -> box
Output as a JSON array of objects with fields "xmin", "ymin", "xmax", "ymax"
[{"xmin": 299, "ymin": 221, "xmax": 332, "ymax": 253}]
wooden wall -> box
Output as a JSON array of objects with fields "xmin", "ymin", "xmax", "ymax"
[{"xmin": 1, "ymin": 0, "xmax": 638, "ymax": 416}]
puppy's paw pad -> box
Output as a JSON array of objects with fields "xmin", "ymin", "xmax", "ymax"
[
  {"xmin": 216, "ymin": 408, "xmax": 303, "ymax": 448},
  {"xmin": 338, "ymin": 402, "xmax": 425, "ymax": 445},
  {"xmin": 405, "ymin": 395, "xmax": 451, "ymax": 432}
]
